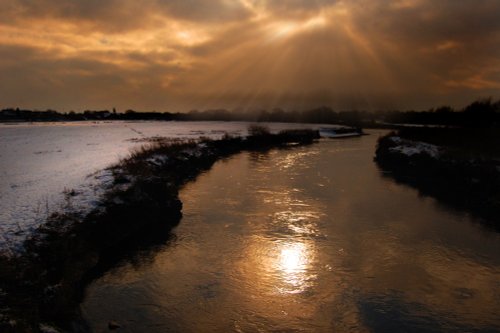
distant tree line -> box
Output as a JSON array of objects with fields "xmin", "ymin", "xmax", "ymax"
[{"xmin": 1, "ymin": 98, "xmax": 499, "ymax": 128}]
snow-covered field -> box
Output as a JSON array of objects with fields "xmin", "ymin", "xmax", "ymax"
[{"xmin": 0, "ymin": 120, "xmax": 323, "ymax": 251}]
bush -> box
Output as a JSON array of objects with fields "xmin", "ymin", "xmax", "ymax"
[{"xmin": 248, "ymin": 124, "xmax": 270, "ymax": 137}]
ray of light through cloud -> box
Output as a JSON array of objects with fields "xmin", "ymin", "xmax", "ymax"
[{"xmin": 0, "ymin": 0, "xmax": 499, "ymax": 111}]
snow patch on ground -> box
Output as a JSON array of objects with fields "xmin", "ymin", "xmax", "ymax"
[
  {"xmin": 146, "ymin": 154, "xmax": 169, "ymax": 167},
  {"xmin": 39, "ymin": 323, "xmax": 60, "ymax": 333},
  {"xmin": 388, "ymin": 136, "xmax": 441, "ymax": 158}
]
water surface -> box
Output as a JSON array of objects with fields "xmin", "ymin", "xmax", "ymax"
[
  {"xmin": 0, "ymin": 121, "xmax": 320, "ymax": 249},
  {"xmin": 82, "ymin": 132, "xmax": 500, "ymax": 332}
]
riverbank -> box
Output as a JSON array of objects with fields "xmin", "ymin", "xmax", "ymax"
[
  {"xmin": 0, "ymin": 128, "xmax": 319, "ymax": 332},
  {"xmin": 374, "ymin": 128, "xmax": 500, "ymax": 229}
]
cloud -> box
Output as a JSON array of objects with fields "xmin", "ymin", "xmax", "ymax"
[
  {"xmin": 1, "ymin": 1, "xmax": 146, "ymax": 33},
  {"xmin": 0, "ymin": 0, "xmax": 251, "ymax": 33},
  {"xmin": 0, "ymin": 43, "xmax": 185, "ymax": 110},
  {"xmin": 156, "ymin": 0, "xmax": 251, "ymax": 23},
  {"xmin": 258, "ymin": 0, "xmax": 339, "ymax": 16},
  {"xmin": 0, "ymin": 0, "xmax": 499, "ymax": 110}
]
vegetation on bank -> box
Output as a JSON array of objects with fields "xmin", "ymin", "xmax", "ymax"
[
  {"xmin": 1, "ymin": 98, "xmax": 499, "ymax": 128},
  {"xmin": 381, "ymin": 126, "xmax": 500, "ymax": 159},
  {"xmin": 375, "ymin": 128, "xmax": 500, "ymax": 228},
  {"xmin": 0, "ymin": 128, "xmax": 319, "ymax": 332}
]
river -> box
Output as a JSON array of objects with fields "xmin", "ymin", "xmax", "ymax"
[
  {"xmin": 0, "ymin": 121, "xmax": 320, "ymax": 250},
  {"xmin": 81, "ymin": 131, "xmax": 500, "ymax": 332}
]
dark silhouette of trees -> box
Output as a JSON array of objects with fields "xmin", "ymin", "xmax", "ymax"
[{"xmin": 1, "ymin": 98, "xmax": 499, "ymax": 127}]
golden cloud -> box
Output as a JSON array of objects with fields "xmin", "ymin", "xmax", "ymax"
[{"xmin": 0, "ymin": 0, "xmax": 499, "ymax": 110}]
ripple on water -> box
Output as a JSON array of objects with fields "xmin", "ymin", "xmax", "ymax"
[{"xmin": 82, "ymin": 136, "xmax": 500, "ymax": 332}]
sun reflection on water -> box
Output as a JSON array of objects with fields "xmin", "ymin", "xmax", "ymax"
[
  {"xmin": 238, "ymin": 224, "xmax": 318, "ymax": 295},
  {"xmin": 231, "ymin": 170, "xmax": 324, "ymax": 301},
  {"xmin": 276, "ymin": 241, "xmax": 315, "ymax": 294},
  {"xmin": 280, "ymin": 242, "xmax": 307, "ymax": 273}
]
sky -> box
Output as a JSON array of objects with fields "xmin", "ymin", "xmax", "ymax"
[{"xmin": 1, "ymin": 0, "xmax": 499, "ymax": 112}]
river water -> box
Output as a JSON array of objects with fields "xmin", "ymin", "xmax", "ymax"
[
  {"xmin": 0, "ymin": 120, "xmax": 320, "ymax": 250},
  {"xmin": 81, "ymin": 131, "xmax": 500, "ymax": 332}
]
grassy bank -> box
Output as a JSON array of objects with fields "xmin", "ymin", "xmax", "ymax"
[
  {"xmin": 374, "ymin": 128, "xmax": 500, "ymax": 229},
  {"xmin": 387, "ymin": 127, "xmax": 500, "ymax": 159},
  {"xmin": 0, "ymin": 128, "xmax": 319, "ymax": 332}
]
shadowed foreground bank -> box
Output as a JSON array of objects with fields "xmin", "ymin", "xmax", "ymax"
[{"xmin": 0, "ymin": 129, "xmax": 319, "ymax": 332}]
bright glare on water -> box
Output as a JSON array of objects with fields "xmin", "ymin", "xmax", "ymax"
[{"xmin": 81, "ymin": 131, "xmax": 500, "ymax": 332}]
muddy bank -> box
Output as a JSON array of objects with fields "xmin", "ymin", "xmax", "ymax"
[
  {"xmin": 375, "ymin": 132, "xmax": 500, "ymax": 229},
  {"xmin": 0, "ymin": 129, "xmax": 319, "ymax": 332}
]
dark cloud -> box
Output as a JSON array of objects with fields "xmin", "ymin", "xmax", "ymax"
[
  {"xmin": 0, "ymin": 0, "xmax": 251, "ymax": 32},
  {"xmin": 260, "ymin": 0, "xmax": 339, "ymax": 16},
  {"xmin": 353, "ymin": 0, "xmax": 500, "ymax": 44},
  {"xmin": 156, "ymin": 0, "xmax": 251, "ymax": 23},
  {"xmin": 0, "ymin": 0, "xmax": 146, "ymax": 32},
  {"xmin": 347, "ymin": 0, "xmax": 500, "ymax": 92}
]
